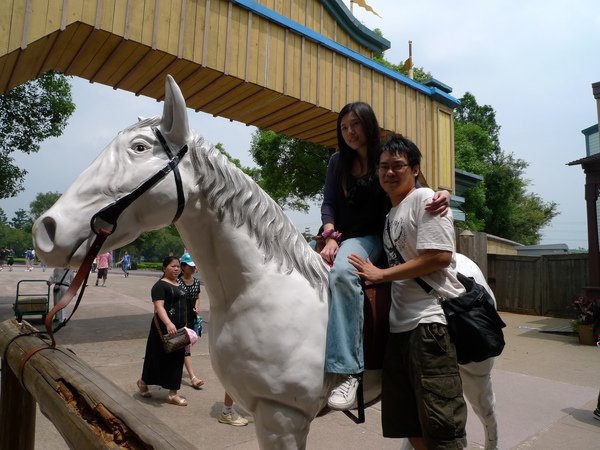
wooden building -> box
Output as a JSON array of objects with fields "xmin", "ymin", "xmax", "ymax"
[{"xmin": 0, "ymin": 0, "xmax": 460, "ymax": 192}]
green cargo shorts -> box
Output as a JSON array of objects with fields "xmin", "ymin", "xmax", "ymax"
[{"xmin": 381, "ymin": 322, "xmax": 467, "ymax": 449}]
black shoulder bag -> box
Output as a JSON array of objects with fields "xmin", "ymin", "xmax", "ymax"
[{"xmin": 385, "ymin": 221, "xmax": 506, "ymax": 364}]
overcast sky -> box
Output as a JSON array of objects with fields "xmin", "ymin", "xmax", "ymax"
[{"xmin": 1, "ymin": 0, "xmax": 598, "ymax": 249}]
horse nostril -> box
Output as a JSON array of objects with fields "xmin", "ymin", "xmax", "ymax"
[{"xmin": 34, "ymin": 216, "xmax": 57, "ymax": 253}]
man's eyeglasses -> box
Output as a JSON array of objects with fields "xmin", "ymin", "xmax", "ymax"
[{"xmin": 377, "ymin": 163, "xmax": 409, "ymax": 173}]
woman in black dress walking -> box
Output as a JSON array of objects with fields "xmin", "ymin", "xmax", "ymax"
[{"xmin": 136, "ymin": 256, "xmax": 189, "ymax": 406}]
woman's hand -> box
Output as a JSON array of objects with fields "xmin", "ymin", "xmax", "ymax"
[
  {"xmin": 425, "ymin": 190, "xmax": 450, "ymax": 216},
  {"xmin": 320, "ymin": 239, "xmax": 339, "ymax": 266},
  {"xmin": 166, "ymin": 322, "xmax": 177, "ymax": 335},
  {"xmin": 348, "ymin": 254, "xmax": 385, "ymax": 284}
]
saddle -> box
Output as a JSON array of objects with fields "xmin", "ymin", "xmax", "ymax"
[{"xmin": 363, "ymin": 281, "xmax": 391, "ymax": 370}]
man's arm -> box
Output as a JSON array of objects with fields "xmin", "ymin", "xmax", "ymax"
[{"xmin": 348, "ymin": 249, "xmax": 452, "ymax": 284}]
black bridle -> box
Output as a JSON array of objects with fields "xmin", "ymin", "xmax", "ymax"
[
  {"xmin": 16, "ymin": 127, "xmax": 190, "ymax": 369},
  {"xmin": 90, "ymin": 127, "xmax": 188, "ymax": 235}
]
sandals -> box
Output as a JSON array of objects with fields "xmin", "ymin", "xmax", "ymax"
[
  {"xmin": 191, "ymin": 376, "xmax": 205, "ymax": 389},
  {"xmin": 167, "ymin": 394, "xmax": 188, "ymax": 406},
  {"xmin": 137, "ymin": 379, "xmax": 151, "ymax": 398}
]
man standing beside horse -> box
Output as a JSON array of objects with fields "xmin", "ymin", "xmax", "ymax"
[{"xmin": 349, "ymin": 134, "xmax": 467, "ymax": 450}]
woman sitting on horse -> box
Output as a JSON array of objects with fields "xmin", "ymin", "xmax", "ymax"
[{"xmin": 320, "ymin": 102, "xmax": 449, "ymax": 410}]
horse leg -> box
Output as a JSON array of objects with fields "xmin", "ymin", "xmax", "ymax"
[
  {"xmin": 459, "ymin": 358, "xmax": 498, "ymax": 450},
  {"xmin": 253, "ymin": 399, "xmax": 311, "ymax": 450}
]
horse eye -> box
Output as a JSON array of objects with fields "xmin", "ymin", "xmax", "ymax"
[{"xmin": 132, "ymin": 142, "xmax": 149, "ymax": 153}]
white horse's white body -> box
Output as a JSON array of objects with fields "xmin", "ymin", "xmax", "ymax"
[
  {"xmin": 454, "ymin": 254, "xmax": 498, "ymax": 450},
  {"xmin": 33, "ymin": 76, "xmax": 496, "ymax": 449}
]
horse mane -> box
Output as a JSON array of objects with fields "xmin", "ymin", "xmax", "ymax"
[{"xmin": 188, "ymin": 135, "xmax": 329, "ymax": 291}]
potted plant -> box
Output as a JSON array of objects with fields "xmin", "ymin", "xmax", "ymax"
[{"xmin": 571, "ymin": 294, "xmax": 599, "ymax": 345}]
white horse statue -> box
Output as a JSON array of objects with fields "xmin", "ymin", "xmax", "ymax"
[{"xmin": 33, "ymin": 75, "xmax": 497, "ymax": 450}]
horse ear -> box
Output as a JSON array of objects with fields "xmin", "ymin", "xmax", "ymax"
[{"xmin": 161, "ymin": 75, "xmax": 190, "ymax": 146}]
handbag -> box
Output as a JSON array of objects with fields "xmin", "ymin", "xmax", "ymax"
[
  {"xmin": 385, "ymin": 221, "xmax": 506, "ymax": 364},
  {"xmin": 154, "ymin": 315, "xmax": 190, "ymax": 353},
  {"xmin": 439, "ymin": 272, "xmax": 506, "ymax": 364}
]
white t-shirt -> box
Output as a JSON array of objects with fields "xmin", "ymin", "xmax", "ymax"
[{"xmin": 384, "ymin": 188, "xmax": 465, "ymax": 333}]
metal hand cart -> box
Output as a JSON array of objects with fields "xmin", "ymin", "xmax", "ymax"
[{"xmin": 13, "ymin": 280, "xmax": 50, "ymax": 322}]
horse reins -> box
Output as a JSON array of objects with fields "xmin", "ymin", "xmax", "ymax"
[{"xmin": 16, "ymin": 128, "xmax": 188, "ymax": 383}]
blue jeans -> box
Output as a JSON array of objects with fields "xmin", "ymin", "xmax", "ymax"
[{"xmin": 325, "ymin": 234, "xmax": 382, "ymax": 374}]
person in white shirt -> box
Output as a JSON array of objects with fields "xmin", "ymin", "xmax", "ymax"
[
  {"xmin": 47, "ymin": 268, "xmax": 75, "ymax": 322},
  {"xmin": 348, "ymin": 134, "xmax": 467, "ymax": 450}
]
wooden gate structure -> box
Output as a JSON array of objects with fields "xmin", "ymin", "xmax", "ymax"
[
  {"xmin": 0, "ymin": 0, "xmax": 459, "ymax": 192},
  {"xmin": 0, "ymin": 0, "xmax": 462, "ymax": 447}
]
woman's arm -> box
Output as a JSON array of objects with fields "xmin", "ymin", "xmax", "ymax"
[
  {"xmin": 319, "ymin": 222, "xmax": 339, "ymax": 266},
  {"xmin": 154, "ymin": 300, "xmax": 177, "ymax": 335},
  {"xmin": 194, "ymin": 294, "xmax": 200, "ymax": 314},
  {"xmin": 320, "ymin": 154, "xmax": 340, "ymax": 266},
  {"xmin": 425, "ymin": 190, "xmax": 451, "ymax": 216}
]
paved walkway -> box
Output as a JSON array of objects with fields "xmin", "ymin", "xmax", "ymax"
[{"xmin": 1, "ymin": 267, "xmax": 599, "ymax": 449}]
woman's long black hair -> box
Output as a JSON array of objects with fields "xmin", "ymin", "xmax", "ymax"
[{"xmin": 335, "ymin": 102, "xmax": 381, "ymax": 192}]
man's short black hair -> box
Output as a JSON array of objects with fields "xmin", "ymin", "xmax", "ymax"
[{"xmin": 380, "ymin": 134, "xmax": 422, "ymax": 168}]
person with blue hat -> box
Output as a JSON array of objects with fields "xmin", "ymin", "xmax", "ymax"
[
  {"xmin": 178, "ymin": 251, "xmax": 204, "ymax": 389},
  {"xmin": 179, "ymin": 250, "xmax": 249, "ymax": 425}
]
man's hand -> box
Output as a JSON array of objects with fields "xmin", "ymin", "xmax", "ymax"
[{"xmin": 348, "ymin": 254, "xmax": 385, "ymax": 284}]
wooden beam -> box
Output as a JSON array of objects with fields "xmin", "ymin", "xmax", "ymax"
[{"xmin": 0, "ymin": 319, "xmax": 195, "ymax": 449}]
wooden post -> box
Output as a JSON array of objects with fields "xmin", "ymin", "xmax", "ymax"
[
  {"xmin": 1, "ymin": 352, "xmax": 36, "ymax": 450},
  {"xmin": 457, "ymin": 230, "xmax": 488, "ymax": 278},
  {"xmin": 0, "ymin": 319, "xmax": 196, "ymax": 449}
]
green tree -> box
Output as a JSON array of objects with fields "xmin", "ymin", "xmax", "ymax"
[
  {"xmin": 133, "ymin": 225, "xmax": 184, "ymax": 262},
  {"xmin": 455, "ymin": 92, "xmax": 501, "ymax": 149},
  {"xmin": 0, "ymin": 208, "xmax": 7, "ymax": 225},
  {"xmin": 215, "ymin": 143, "xmax": 260, "ymax": 179},
  {"xmin": 249, "ymin": 131, "xmax": 331, "ymax": 212},
  {"xmin": 454, "ymin": 93, "xmax": 558, "ymax": 244},
  {"xmin": 29, "ymin": 191, "xmax": 61, "ymax": 221},
  {"xmin": 0, "ymin": 71, "xmax": 75, "ymax": 199},
  {"xmin": 0, "ymin": 222, "xmax": 30, "ymax": 256},
  {"xmin": 10, "ymin": 209, "xmax": 33, "ymax": 232}
]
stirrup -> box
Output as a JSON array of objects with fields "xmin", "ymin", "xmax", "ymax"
[{"xmin": 342, "ymin": 373, "xmax": 365, "ymax": 424}]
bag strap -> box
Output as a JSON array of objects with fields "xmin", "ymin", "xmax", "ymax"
[
  {"xmin": 153, "ymin": 313, "xmax": 164, "ymax": 335},
  {"xmin": 385, "ymin": 219, "xmax": 434, "ymax": 294}
]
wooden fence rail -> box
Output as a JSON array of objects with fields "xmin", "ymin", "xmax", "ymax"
[{"xmin": 0, "ymin": 319, "xmax": 195, "ymax": 450}]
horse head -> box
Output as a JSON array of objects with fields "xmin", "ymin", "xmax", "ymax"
[{"xmin": 33, "ymin": 76, "xmax": 194, "ymax": 267}]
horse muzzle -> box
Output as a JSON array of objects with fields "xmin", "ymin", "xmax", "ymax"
[{"xmin": 33, "ymin": 214, "xmax": 90, "ymax": 267}]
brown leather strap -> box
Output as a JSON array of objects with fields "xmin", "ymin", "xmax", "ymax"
[
  {"xmin": 18, "ymin": 344, "xmax": 51, "ymax": 385},
  {"xmin": 16, "ymin": 229, "xmax": 111, "ymax": 386},
  {"xmin": 43, "ymin": 228, "xmax": 111, "ymax": 346}
]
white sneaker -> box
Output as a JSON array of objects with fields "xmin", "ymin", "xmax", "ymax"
[
  {"xmin": 327, "ymin": 375, "xmax": 359, "ymax": 410},
  {"xmin": 218, "ymin": 411, "xmax": 249, "ymax": 426}
]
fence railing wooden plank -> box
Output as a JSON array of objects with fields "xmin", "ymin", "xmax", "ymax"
[{"xmin": 0, "ymin": 319, "xmax": 196, "ymax": 449}]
